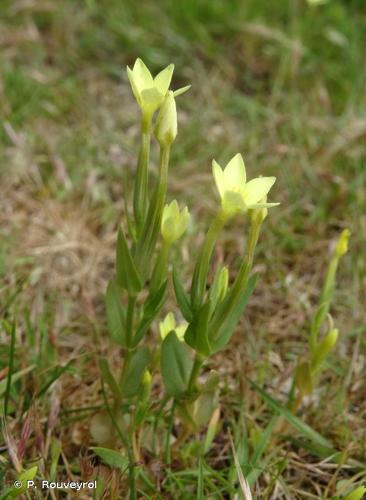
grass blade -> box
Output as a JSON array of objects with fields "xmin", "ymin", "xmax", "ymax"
[{"xmin": 249, "ymin": 378, "xmax": 336, "ymax": 453}]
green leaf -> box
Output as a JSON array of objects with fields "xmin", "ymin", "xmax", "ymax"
[
  {"xmin": 105, "ymin": 280, "xmax": 126, "ymax": 346},
  {"xmin": 249, "ymin": 379, "xmax": 336, "ymax": 452},
  {"xmin": 310, "ymin": 301, "xmax": 329, "ymax": 349},
  {"xmin": 208, "ymin": 265, "xmax": 228, "ymax": 311},
  {"xmin": 90, "ymin": 447, "xmax": 129, "ymax": 470},
  {"xmin": 173, "ymin": 266, "xmax": 192, "ymax": 321},
  {"xmin": 116, "ymin": 227, "xmax": 142, "ymax": 294},
  {"xmin": 161, "ymin": 331, "xmax": 193, "ymax": 397},
  {"xmin": 133, "ymin": 281, "xmax": 167, "ymax": 347},
  {"xmin": 211, "ymin": 273, "xmax": 257, "ymax": 353},
  {"xmin": 8, "ymin": 466, "xmax": 38, "ymax": 497},
  {"xmin": 99, "ymin": 358, "xmax": 122, "ymax": 401},
  {"xmin": 311, "ymin": 328, "xmax": 338, "ymax": 373},
  {"xmin": 245, "ymin": 416, "xmax": 278, "ymax": 485},
  {"xmin": 184, "ymin": 301, "xmax": 211, "ymax": 357},
  {"xmin": 122, "ymin": 347, "xmax": 150, "ymax": 398},
  {"xmin": 344, "ymin": 486, "xmax": 366, "ymax": 500},
  {"xmin": 50, "ymin": 438, "xmax": 61, "ymax": 481}
]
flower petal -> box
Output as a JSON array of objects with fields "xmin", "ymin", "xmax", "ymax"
[
  {"xmin": 222, "ymin": 190, "xmax": 246, "ymax": 216},
  {"xmin": 154, "ymin": 64, "xmax": 174, "ymax": 96},
  {"xmin": 132, "ymin": 58, "xmax": 153, "ymax": 92},
  {"xmin": 223, "ymin": 153, "xmax": 246, "ymax": 191},
  {"xmin": 127, "ymin": 66, "xmax": 142, "ymax": 105},
  {"xmin": 140, "ymin": 87, "xmax": 165, "ymax": 115},
  {"xmin": 242, "ymin": 177, "xmax": 276, "ymax": 205}
]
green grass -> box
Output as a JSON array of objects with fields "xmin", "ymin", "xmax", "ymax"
[{"xmin": 1, "ymin": 0, "xmax": 366, "ymax": 498}]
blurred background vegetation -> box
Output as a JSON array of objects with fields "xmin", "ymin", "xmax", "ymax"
[{"xmin": 0, "ymin": 0, "xmax": 365, "ymax": 497}]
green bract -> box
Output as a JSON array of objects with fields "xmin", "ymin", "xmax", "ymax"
[
  {"xmin": 212, "ymin": 153, "xmax": 279, "ymax": 218},
  {"xmin": 161, "ymin": 200, "xmax": 190, "ymax": 244}
]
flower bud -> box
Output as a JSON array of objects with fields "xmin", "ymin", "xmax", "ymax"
[
  {"xmin": 140, "ymin": 370, "xmax": 152, "ymax": 402},
  {"xmin": 209, "ymin": 266, "xmax": 229, "ymax": 309},
  {"xmin": 154, "ymin": 91, "xmax": 177, "ymax": 147},
  {"xmin": 335, "ymin": 229, "xmax": 350, "ymax": 257},
  {"xmin": 216, "ymin": 267, "xmax": 229, "ymax": 303},
  {"xmin": 311, "ymin": 328, "xmax": 338, "ymax": 372},
  {"xmin": 161, "ymin": 200, "xmax": 190, "ymax": 244}
]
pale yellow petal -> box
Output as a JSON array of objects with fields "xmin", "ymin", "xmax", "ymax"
[
  {"xmin": 242, "ymin": 177, "xmax": 276, "ymax": 205},
  {"xmin": 159, "ymin": 312, "xmax": 176, "ymax": 340},
  {"xmin": 154, "ymin": 64, "xmax": 174, "ymax": 96},
  {"xmin": 140, "ymin": 87, "xmax": 164, "ymax": 115},
  {"xmin": 176, "ymin": 207, "xmax": 190, "ymax": 239},
  {"xmin": 223, "ymin": 153, "xmax": 246, "ymax": 191},
  {"xmin": 169, "ymin": 199, "xmax": 180, "ymax": 219},
  {"xmin": 222, "ymin": 191, "xmax": 246, "ymax": 216},
  {"xmin": 175, "ymin": 323, "xmax": 188, "ymax": 341},
  {"xmin": 133, "ymin": 58, "xmax": 153, "ymax": 91},
  {"xmin": 127, "ymin": 66, "xmax": 142, "ymax": 105}
]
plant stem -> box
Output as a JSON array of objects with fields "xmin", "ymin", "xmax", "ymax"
[
  {"xmin": 191, "ymin": 211, "xmax": 226, "ymax": 309},
  {"xmin": 133, "ymin": 123, "xmax": 151, "ymax": 235},
  {"xmin": 210, "ymin": 216, "xmax": 262, "ymax": 337},
  {"xmin": 100, "ymin": 377, "xmax": 136, "ymax": 499},
  {"xmin": 188, "ymin": 353, "xmax": 204, "ymax": 394},
  {"xmin": 126, "ymin": 295, "xmax": 137, "ymax": 346},
  {"xmin": 119, "ymin": 295, "xmax": 136, "ymax": 387},
  {"xmin": 309, "ymin": 254, "xmax": 339, "ymax": 352},
  {"xmin": 135, "ymin": 146, "xmax": 170, "ymax": 273},
  {"xmin": 149, "ymin": 241, "xmax": 170, "ymax": 293},
  {"xmin": 165, "ymin": 399, "xmax": 176, "ymax": 465}
]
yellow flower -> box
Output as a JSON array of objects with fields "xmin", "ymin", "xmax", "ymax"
[
  {"xmin": 161, "ymin": 200, "xmax": 190, "ymax": 244},
  {"xmin": 212, "ymin": 153, "xmax": 279, "ymax": 218},
  {"xmin": 127, "ymin": 58, "xmax": 174, "ymax": 116},
  {"xmin": 159, "ymin": 312, "xmax": 188, "ymax": 341},
  {"xmin": 154, "ymin": 92, "xmax": 177, "ymax": 147}
]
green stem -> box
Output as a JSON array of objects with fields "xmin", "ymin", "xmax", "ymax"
[
  {"xmin": 133, "ymin": 123, "xmax": 151, "ymax": 235},
  {"xmin": 119, "ymin": 295, "xmax": 136, "ymax": 387},
  {"xmin": 309, "ymin": 254, "xmax": 339, "ymax": 352},
  {"xmin": 165, "ymin": 399, "xmax": 176, "ymax": 465},
  {"xmin": 188, "ymin": 353, "xmax": 204, "ymax": 394},
  {"xmin": 210, "ymin": 217, "xmax": 262, "ymax": 336},
  {"xmin": 191, "ymin": 211, "xmax": 226, "ymax": 310},
  {"xmin": 100, "ymin": 378, "xmax": 136, "ymax": 498},
  {"xmin": 150, "ymin": 242, "xmax": 170, "ymax": 293},
  {"xmin": 126, "ymin": 295, "xmax": 137, "ymax": 346},
  {"xmin": 152, "ymin": 395, "xmax": 170, "ymax": 455},
  {"xmin": 135, "ymin": 146, "xmax": 171, "ymax": 273}
]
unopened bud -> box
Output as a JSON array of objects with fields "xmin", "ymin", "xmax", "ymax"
[{"xmin": 154, "ymin": 91, "xmax": 177, "ymax": 147}]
